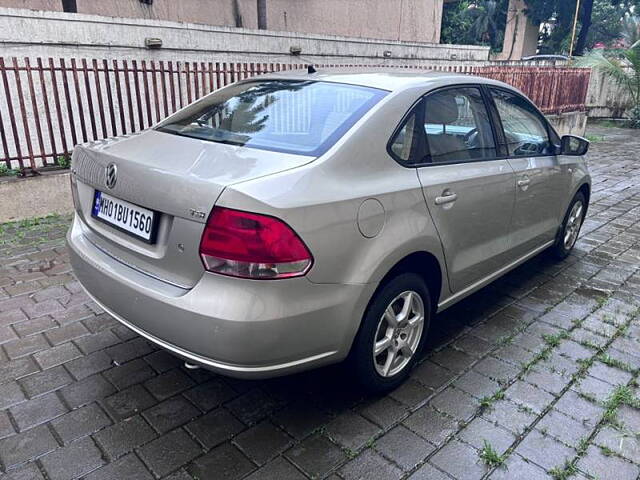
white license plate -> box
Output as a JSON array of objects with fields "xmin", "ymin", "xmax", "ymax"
[{"xmin": 91, "ymin": 190, "xmax": 158, "ymax": 243}]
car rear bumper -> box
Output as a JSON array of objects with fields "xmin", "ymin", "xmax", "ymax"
[{"xmin": 67, "ymin": 214, "xmax": 375, "ymax": 379}]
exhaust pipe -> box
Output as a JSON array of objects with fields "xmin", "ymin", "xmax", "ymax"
[{"xmin": 184, "ymin": 361, "xmax": 201, "ymax": 370}]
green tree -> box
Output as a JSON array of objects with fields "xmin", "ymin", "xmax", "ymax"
[
  {"xmin": 576, "ymin": 46, "xmax": 640, "ymax": 126},
  {"xmin": 440, "ymin": 0, "xmax": 508, "ymax": 51},
  {"xmin": 525, "ymin": 0, "xmax": 640, "ymax": 54}
]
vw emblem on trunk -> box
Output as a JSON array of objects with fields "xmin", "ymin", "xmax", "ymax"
[{"xmin": 105, "ymin": 163, "xmax": 118, "ymax": 189}]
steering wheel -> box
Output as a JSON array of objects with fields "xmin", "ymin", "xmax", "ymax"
[{"xmin": 463, "ymin": 128, "xmax": 478, "ymax": 145}]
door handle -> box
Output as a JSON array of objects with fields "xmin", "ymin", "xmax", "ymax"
[
  {"xmin": 517, "ymin": 177, "xmax": 531, "ymax": 188},
  {"xmin": 435, "ymin": 192, "xmax": 458, "ymax": 205}
]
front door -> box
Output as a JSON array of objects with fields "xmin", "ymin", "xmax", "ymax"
[
  {"xmin": 415, "ymin": 86, "xmax": 516, "ymax": 293},
  {"xmin": 488, "ymin": 88, "xmax": 568, "ymax": 257}
]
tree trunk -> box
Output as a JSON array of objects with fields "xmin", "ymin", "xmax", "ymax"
[
  {"xmin": 257, "ymin": 0, "xmax": 267, "ymax": 29},
  {"xmin": 574, "ymin": 0, "xmax": 594, "ymax": 55}
]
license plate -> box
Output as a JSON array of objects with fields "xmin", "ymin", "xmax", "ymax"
[{"xmin": 91, "ymin": 190, "xmax": 159, "ymax": 243}]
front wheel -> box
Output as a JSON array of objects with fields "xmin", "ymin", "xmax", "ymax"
[
  {"xmin": 551, "ymin": 192, "xmax": 586, "ymax": 260},
  {"xmin": 349, "ymin": 273, "xmax": 431, "ymax": 393}
]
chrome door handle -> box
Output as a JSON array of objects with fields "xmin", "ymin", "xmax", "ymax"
[
  {"xmin": 435, "ymin": 192, "xmax": 458, "ymax": 205},
  {"xmin": 517, "ymin": 178, "xmax": 531, "ymax": 187}
]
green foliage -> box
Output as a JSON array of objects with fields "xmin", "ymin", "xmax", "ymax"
[
  {"xmin": 441, "ymin": 0, "xmax": 508, "ymax": 52},
  {"xmin": 56, "ymin": 154, "xmax": 71, "ymax": 169},
  {"xmin": 575, "ymin": 46, "xmax": 640, "ymax": 126},
  {"xmin": 0, "ymin": 163, "xmax": 19, "ymax": 177},
  {"xmin": 479, "ymin": 440, "xmax": 506, "ymax": 468}
]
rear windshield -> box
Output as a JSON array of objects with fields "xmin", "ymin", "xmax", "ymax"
[{"xmin": 156, "ymin": 80, "xmax": 387, "ymax": 156}]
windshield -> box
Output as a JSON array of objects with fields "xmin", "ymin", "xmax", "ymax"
[{"xmin": 156, "ymin": 80, "xmax": 387, "ymax": 156}]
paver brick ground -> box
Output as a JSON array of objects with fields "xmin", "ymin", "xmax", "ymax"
[{"xmin": 1, "ymin": 124, "xmax": 640, "ymax": 479}]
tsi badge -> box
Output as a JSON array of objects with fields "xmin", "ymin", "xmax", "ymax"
[
  {"xmin": 105, "ymin": 163, "xmax": 118, "ymax": 189},
  {"xmin": 189, "ymin": 208, "xmax": 206, "ymax": 219}
]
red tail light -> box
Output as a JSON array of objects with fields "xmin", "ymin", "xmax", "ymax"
[{"xmin": 199, "ymin": 207, "xmax": 313, "ymax": 279}]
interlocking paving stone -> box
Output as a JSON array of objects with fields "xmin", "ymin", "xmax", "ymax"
[
  {"xmin": 577, "ymin": 445, "xmax": 640, "ymax": 480},
  {"xmin": 374, "ymin": 424, "xmax": 434, "ymax": 470},
  {"xmin": 324, "ymin": 411, "xmax": 380, "ymax": 450},
  {"xmin": 513, "ymin": 430, "xmax": 575, "ymax": 471},
  {"xmin": 272, "ymin": 401, "xmax": 333, "ymax": 439},
  {"xmin": 244, "ymin": 456, "xmax": 306, "ymax": 480},
  {"xmin": 285, "ymin": 434, "xmax": 347, "ymax": 478},
  {"xmin": 430, "ymin": 439, "xmax": 488, "ymax": 480},
  {"xmin": 18, "ymin": 364, "xmax": 72, "ymax": 398},
  {"xmin": 9, "ymin": 391, "xmax": 67, "ymax": 431},
  {"xmin": 2, "ymin": 463, "xmax": 46, "ymax": 480},
  {"xmin": 59, "ymin": 373, "xmax": 116, "ymax": 409},
  {"xmin": 143, "ymin": 369, "xmax": 195, "ymax": 401},
  {"xmin": 2, "ymin": 126, "xmax": 640, "ymax": 479},
  {"xmin": 594, "ymin": 425, "xmax": 640, "ymax": 462},
  {"xmin": 535, "ymin": 408, "xmax": 591, "ymax": 448},
  {"xmin": 142, "ymin": 396, "xmax": 200, "ymax": 434},
  {"xmin": 138, "ymin": 428, "xmax": 202, "ymax": 477},
  {"xmin": 83, "ymin": 454, "xmax": 155, "ymax": 480},
  {"xmin": 185, "ymin": 407, "xmax": 245, "ymax": 449},
  {"xmin": 403, "ymin": 406, "xmax": 458, "ymax": 446},
  {"xmin": 338, "ymin": 449, "xmax": 403, "ymax": 480},
  {"xmin": 39, "ymin": 436, "xmax": 104, "ymax": 480},
  {"xmin": 50, "ymin": 402, "xmax": 111, "ymax": 444},
  {"xmin": 187, "ymin": 442, "xmax": 254, "ymax": 480},
  {"xmin": 487, "ymin": 454, "xmax": 549, "ymax": 479},
  {"xmin": 101, "ymin": 384, "xmax": 157, "ymax": 420},
  {"xmin": 458, "ymin": 416, "xmax": 515, "ymax": 454},
  {"xmin": 233, "ymin": 420, "xmax": 293, "ymax": 466},
  {"xmin": 0, "ymin": 424, "xmax": 58, "ymax": 468},
  {"xmin": 93, "ymin": 415, "xmax": 157, "ymax": 459}
]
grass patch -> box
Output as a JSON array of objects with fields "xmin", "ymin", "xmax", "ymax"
[
  {"xmin": 585, "ymin": 134, "xmax": 604, "ymax": 143},
  {"xmin": 549, "ymin": 460, "xmax": 578, "ymax": 480},
  {"xmin": 479, "ymin": 390, "xmax": 505, "ymax": 411},
  {"xmin": 596, "ymin": 354, "xmax": 635, "ymax": 373},
  {"xmin": 602, "ymin": 385, "xmax": 640, "ymax": 426},
  {"xmin": 479, "ymin": 440, "xmax": 506, "ymax": 468}
]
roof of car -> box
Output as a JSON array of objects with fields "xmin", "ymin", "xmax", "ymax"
[{"xmin": 253, "ymin": 67, "xmax": 508, "ymax": 92}]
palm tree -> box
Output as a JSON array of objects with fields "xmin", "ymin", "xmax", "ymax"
[
  {"xmin": 576, "ymin": 46, "xmax": 640, "ymax": 126},
  {"xmin": 465, "ymin": 1, "xmax": 504, "ymax": 49}
]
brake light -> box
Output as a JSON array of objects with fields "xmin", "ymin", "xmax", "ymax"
[{"xmin": 199, "ymin": 207, "xmax": 313, "ymax": 279}]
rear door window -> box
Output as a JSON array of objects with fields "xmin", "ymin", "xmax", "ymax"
[{"xmin": 156, "ymin": 80, "xmax": 387, "ymax": 156}]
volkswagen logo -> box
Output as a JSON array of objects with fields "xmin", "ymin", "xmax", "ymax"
[{"xmin": 105, "ymin": 163, "xmax": 118, "ymax": 189}]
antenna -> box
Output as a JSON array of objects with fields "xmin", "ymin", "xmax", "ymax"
[{"xmin": 307, "ymin": 64, "xmax": 317, "ymax": 74}]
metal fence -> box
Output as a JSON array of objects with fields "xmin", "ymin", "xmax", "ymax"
[{"xmin": 0, "ymin": 58, "xmax": 591, "ymax": 171}]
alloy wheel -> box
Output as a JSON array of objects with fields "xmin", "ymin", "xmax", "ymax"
[
  {"xmin": 372, "ymin": 290, "xmax": 424, "ymax": 378},
  {"xmin": 563, "ymin": 200, "xmax": 584, "ymax": 250}
]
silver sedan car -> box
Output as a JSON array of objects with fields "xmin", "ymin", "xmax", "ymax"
[{"xmin": 67, "ymin": 69, "xmax": 590, "ymax": 392}]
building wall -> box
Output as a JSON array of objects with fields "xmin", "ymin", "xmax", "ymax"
[
  {"xmin": 0, "ymin": 7, "xmax": 489, "ymax": 64},
  {"xmin": 265, "ymin": 0, "xmax": 443, "ymax": 43},
  {"xmin": 0, "ymin": 0, "xmax": 444, "ymax": 43}
]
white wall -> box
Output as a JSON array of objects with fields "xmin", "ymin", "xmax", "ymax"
[{"xmin": 0, "ymin": 7, "xmax": 490, "ymax": 65}]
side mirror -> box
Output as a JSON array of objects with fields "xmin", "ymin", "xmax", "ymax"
[{"xmin": 560, "ymin": 135, "xmax": 589, "ymax": 156}]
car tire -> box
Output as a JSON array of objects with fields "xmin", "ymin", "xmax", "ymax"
[
  {"xmin": 349, "ymin": 273, "xmax": 431, "ymax": 393},
  {"xmin": 551, "ymin": 191, "xmax": 587, "ymax": 260}
]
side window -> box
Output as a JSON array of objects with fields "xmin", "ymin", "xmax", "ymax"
[
  {"xmin": 423, "ymin": 87, "xmax": 496, "ymax": 164},
  {"xmin": 388, "ymin": 108, "xmax": 424, "ymax": 164},
  {"xmin": 490, "ymin": 89, "xmax": 554, "ymax": 157}
]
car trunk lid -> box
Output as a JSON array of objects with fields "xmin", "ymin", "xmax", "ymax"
[{"xmin": 71, "ymin": 130, "xmax": 313, "ymax": 288}]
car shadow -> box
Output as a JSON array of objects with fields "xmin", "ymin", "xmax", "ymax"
[{"xmin": 179, "ymin": 249, "xmax": 580, "ymax": 414}]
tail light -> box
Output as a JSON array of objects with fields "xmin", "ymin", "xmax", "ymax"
[{"xmin": 199, "ymin": 207, "xmax": 313, "ymax": 279}]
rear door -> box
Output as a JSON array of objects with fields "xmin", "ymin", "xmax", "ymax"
[
  {"xmin": 411, "ymin": 86, "xmax": 516, "ymax": 293},
  {"xmin": 488, "ymin": 88, "xmax": 568, "ymax": 257}
]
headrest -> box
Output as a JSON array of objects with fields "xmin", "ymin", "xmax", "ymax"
[{"xmin": 425, "ymin": 93, "xmax": 459, "ymax": 125}]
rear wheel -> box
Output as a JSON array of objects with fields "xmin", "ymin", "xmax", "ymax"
[
  {"xmin": 350, "ymin": 273, "xmax": 431, "ymax": 393},
  {"xmin": 551, "ymin": 192, "xmax": 586, "ymax": 260}
]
